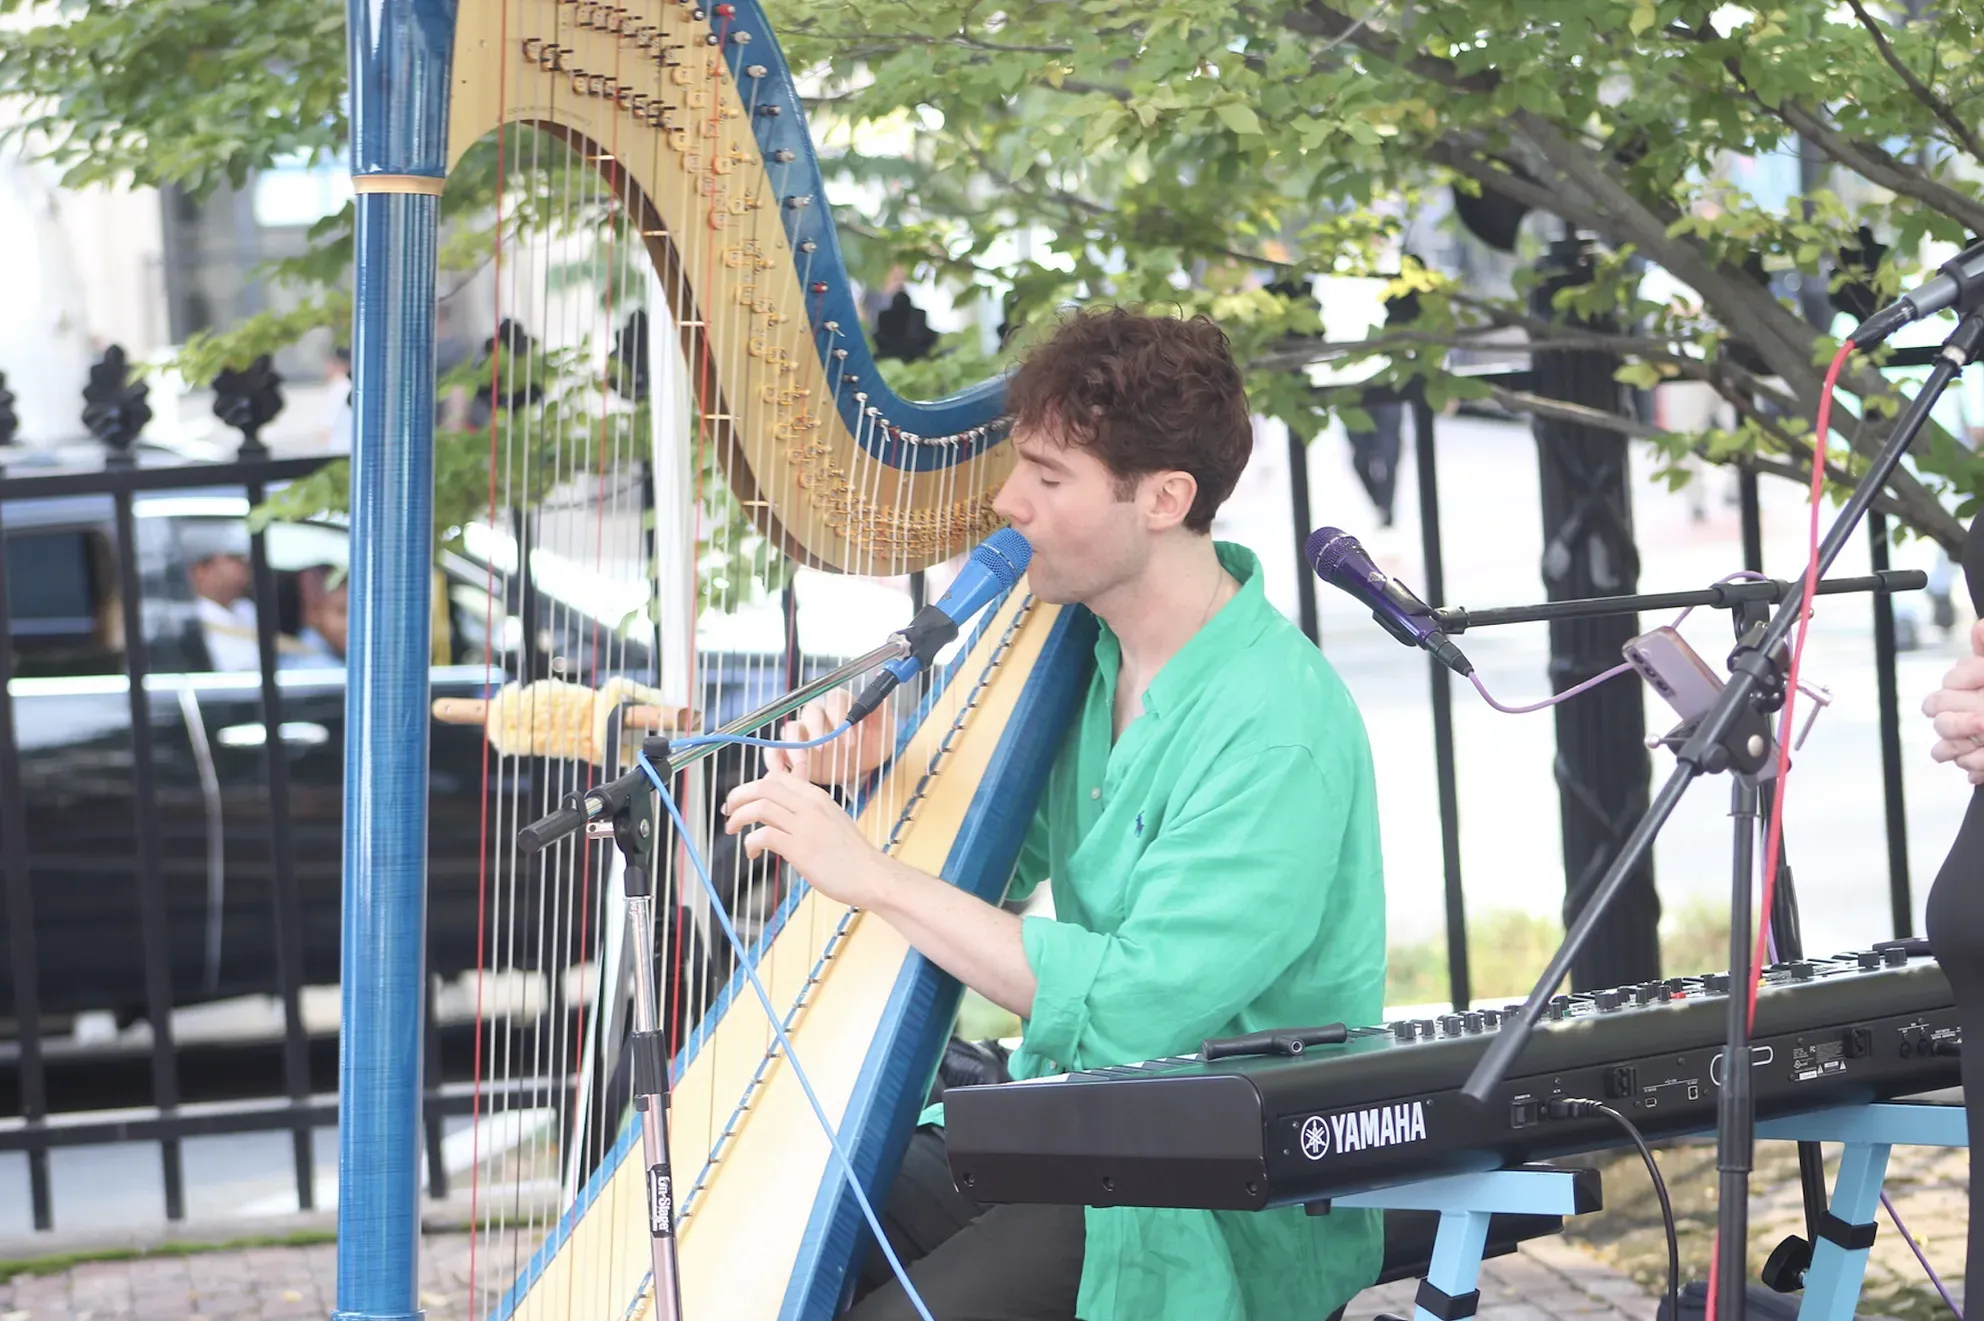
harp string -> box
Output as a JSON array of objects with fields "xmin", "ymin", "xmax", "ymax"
[{"xmin": 454, "ymin": 5, "xmax": 1015, "ymax": 1314}]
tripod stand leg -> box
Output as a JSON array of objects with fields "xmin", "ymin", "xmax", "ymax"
[
  {"xmin": 626, "ymin": 898, "xmax": 686, "ymax": 1321},
  {"xmin": 1793, "ymin": 1142, "xmax": 1890, "ymax": 1321},
  {"xmin": 591, "ymin": 738, "xmax": 688, "ymax": 1321}
]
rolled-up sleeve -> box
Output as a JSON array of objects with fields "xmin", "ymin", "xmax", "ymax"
[{"xmin": 1019, "ymin": 744, "xmax": 1348, "ymax": 1069}]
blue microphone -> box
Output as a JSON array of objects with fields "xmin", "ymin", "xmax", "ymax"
[
  {"xmin": 1305, "ymin": 525, "xmax": 1473, "ymax": 677},
  {"xmin": 845, "ymin": 529, "xmax": 1033, "ymax": 723}
]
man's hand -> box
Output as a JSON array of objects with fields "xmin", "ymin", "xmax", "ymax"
[
  {"xmin": 765, "ymin": 686, "xmax": 896, "ymax": 787},
  {"xmin": 1923, "ymin": 620, "xmax": 1984, "ymax": 784},
  {"xmin": 723, "ymin": 768, "xmax": 893, "ymax": 908}
]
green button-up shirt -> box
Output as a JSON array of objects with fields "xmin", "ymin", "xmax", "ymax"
[{"xmin": 937, "ymin": 541, "xmax": 1389, "ymax": 1321}]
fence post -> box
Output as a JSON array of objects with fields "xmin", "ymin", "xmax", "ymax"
[{"xmin": 1529, "ymin": 237, "xmax": 1662, "ymax": 989}]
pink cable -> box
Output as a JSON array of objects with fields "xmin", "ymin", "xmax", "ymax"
[
  {"xmin": 1470, "ymin": 663, "xmax": 1634, "ymax": 713},
  {"xmin": 1465, "ymin": 574, "xmax": 1779, "ymax": 715}
]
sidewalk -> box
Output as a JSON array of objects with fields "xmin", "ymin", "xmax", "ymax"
[{"xmin": 0, "ymin": 1229, "xmax": 1653, "ymax": 1321}]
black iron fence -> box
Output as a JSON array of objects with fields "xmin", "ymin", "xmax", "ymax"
[
  {"xmin": 0, "ymin": 350, "xmax": 495, "ymax": 1232},
  {"xmin": 1294, "ymin": 343, "xmax": 1942, "ymax": 1013},
  {"xmin": 0, "ymin": 336, "xmax": 1945, "ymax": 1235}
]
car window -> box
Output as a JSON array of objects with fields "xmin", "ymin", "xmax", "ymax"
[{"xmin": 3, "ymin": 527, "xmax": 120, "ymax": 677}]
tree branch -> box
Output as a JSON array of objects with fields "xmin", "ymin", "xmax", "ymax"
[
  {"xmin": 957, "ymin": 136, "xmax": 1302, "ymax": 271},
  {"xmin": 1054, "ymin": 78, "xmax": 1131, "ymax": 102},
  {"xmin": 1482, "ymin": 387, "xmax": 1952, "ymax": 548},
  {"xmin": 1842, "ymin": 0, "xmax": 1984, "ymax": 164},
  {"xmin": 1666, "ymin": 18, "xmax": 1984, "ymax": 240},
  {"xmin": 1421, "ymin": 139, "xmax": 1576, "ymax": 218},
  {"xmin": 1771, "ymin": 98, "xmax": 1984, "ymax": 239},
  {"xmin": 1280, "ymin": 2, "xmax": 1498, "ymax": 95}
]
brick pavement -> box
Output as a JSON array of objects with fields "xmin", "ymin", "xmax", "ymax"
[{"xmin": 0, "ymin": 1229, "xmax": 1654, "ymax": 1321}]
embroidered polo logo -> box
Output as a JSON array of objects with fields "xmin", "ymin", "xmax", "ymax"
[{"xmin": 1134, "ymin": 811, "xmax": 1144, "ymax": 836}]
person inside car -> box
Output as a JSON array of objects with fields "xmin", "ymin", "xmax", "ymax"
[
  {"xmin": 283, "ymin": 564, "xmax": 348, "ymax": 667},
  {"xmin": 184, "ymin": 523, "xmax": 263, "ymax": 672}
]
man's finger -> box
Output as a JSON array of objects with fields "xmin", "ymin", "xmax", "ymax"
[
  {"xmin": 725, "ymin": 796, "xmax": 795, "ymax": 836},
  {"xmin": 723, "ymin": 775, "xmax": 782, "ymax": 816},
  {"xmin": 763, "ymin": 721, "xmax": 803, "ymax": 775},
  {"xmin": 743, "ymin": 824, "xmax": 789, "ymax": 863}
]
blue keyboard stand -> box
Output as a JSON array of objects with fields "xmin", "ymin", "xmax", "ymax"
[
  {"xmin": 1334, "ymin": 1165, "xmax": 1602, "ymax": 1321},
  {"xmin": 1328, "ymin": 1102, "xmax": 1966, "ymax": 1321},
  {"xmin": 1756, "ymin": 1103, "xmax": 1967, "ymax": 1321}
]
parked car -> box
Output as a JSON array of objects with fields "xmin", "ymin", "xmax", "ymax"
[{"xmin": 0, "ymin": 451, "xmax": 684, "ymax": 1025}]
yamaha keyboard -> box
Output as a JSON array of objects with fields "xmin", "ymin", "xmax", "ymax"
[{"xmin": 943, "ymin": 949, "xmax": 1961, "ymax": 1212}]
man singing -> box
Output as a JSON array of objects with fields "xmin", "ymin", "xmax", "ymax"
[{"xmin": 725, "ymin": 307, "xmax": 1388, "ymax": 1321}]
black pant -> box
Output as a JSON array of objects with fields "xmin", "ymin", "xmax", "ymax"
[
  {"xmin": 845, "ymin": 1127, "xmax": 1086, "ymax": 1321},
  {"xmin": 1347, "ymin": 401, "xmax": 1405, "ymax": 526}
]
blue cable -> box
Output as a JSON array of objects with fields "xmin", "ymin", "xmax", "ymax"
[
  {"xmin": 636, "ymin": 750, "xmax": 937, "ymax": 1321},
  {"xmin": 670, "ymin": 721, "xmax": 855, "ymax": 752}
]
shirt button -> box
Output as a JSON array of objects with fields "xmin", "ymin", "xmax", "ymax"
[{"xmin": 1090, "ymin": 787, "xmax": 1101, "ymax": 800}]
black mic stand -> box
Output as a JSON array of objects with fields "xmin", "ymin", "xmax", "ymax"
[
  {"xmin": 1435, "ymin": 571, "xmax": 1919, "ymax": 1307},
  {"xmin": 1456, "ymin": 304, "xmax": 1984, "ymax": 1321}
]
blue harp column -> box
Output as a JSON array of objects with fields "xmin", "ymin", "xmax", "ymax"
[{"xmin": 336, "ymin": 3, "xmax": 453, "ymax": 1319}]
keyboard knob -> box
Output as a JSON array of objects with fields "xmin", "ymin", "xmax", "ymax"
[
  {"xmin": 1391, "ymin": 1020, "xmax": 1419, "ymax": 1042},
  {"xmin": 1882, "ymin": 947, "xmax": 1908, "ymax": 967},
  {"xmin": 1705, "ymin": 973, "xmax": 1732, "ymax": 995},
  {"xmin": 1635, "ymin": 984, "xmax": 1659, "ymax": 1006},
  {"xmin": 1594, "ymin": 989, "xmax": 1624, "ymax": 1012},
  {"xmin": 1666, "ymin": 977, "xmax": 1690, "ymax": 998},
  {"xmin": 1547, "ymin": 995, "xmax": 1570, "ymax": 1021},
  {"xmin": 1479, "ymin": 1009, "xmax": 1502, "ymax": 1029},
  {"xmin": 1858, "ymin": 951, "xmax": 1881, "ymax": 971},
  {"xmin": 1787, "ymin": 961, "xmax": 1814, "ymax": 981},
  {"xmin": 1438, "ymin": 1014, "xmax": 1464, "ymax": 1037},
  {"xmin": 1415, "ymin": 1019, "xmax": 1437, "ymax": 1038},
  {"xmin": 1461, "ymin": 1012, "xmax": 1485, "ymax": 1034}
]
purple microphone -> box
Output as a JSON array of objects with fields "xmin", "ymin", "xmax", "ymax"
[{"xmin": 1304, "ymin": 526, "xmax": 1473, "ymax": 677}]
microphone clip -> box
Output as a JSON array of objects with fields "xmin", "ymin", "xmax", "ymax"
[{"xmin": 896, "ymin": 602, "xmax": 963, "ymax": 670}]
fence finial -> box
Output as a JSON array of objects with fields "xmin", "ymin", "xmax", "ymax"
[
  {"xmin": 212, "ymin": 354, "xmax": 286, "ymax": 459},
  {"xmin": 81, "ymin": 345, "xmax": 151, "ymax": 464}
]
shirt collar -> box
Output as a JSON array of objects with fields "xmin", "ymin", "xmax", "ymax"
[{"xmin": 1091, "ymin": 541, "xmax": 1275, "ymax": 720}]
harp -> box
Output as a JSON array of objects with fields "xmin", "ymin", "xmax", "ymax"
[{"xmin": 335, "ymin": 3, "xmax": 1089, "ymax": 1320}]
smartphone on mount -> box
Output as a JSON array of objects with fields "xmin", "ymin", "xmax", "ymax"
[{"xmin": 1622, "ymin": 625, "xmax": 1724, "ymax": 723}]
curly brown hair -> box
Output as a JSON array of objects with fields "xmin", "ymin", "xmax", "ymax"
[{"xmin": 1004, "ymin": 307, "xmax": 1252, "ymax": 534}]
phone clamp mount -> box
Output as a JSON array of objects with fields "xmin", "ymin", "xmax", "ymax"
[{"xmin": 1655, "ymin": 605, "xmax": 1788, "ymax": 782}]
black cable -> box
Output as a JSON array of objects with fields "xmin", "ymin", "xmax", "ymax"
[{"xmin": 1551, "ymin": 1098, "xmax": 1679, "ymax": 1321}]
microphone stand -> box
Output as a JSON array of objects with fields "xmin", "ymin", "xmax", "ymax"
[
  {"xmin": 1457, "ymin": 305, "xmax": 1984, "ymax": 1321},
  {"xmin": 513, "ymin": 636, "xmax": 910, "ymax": 853},
  {"xmin": 1431, "ymin": 571, "xmax": 1926, "ymax": 635}
]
